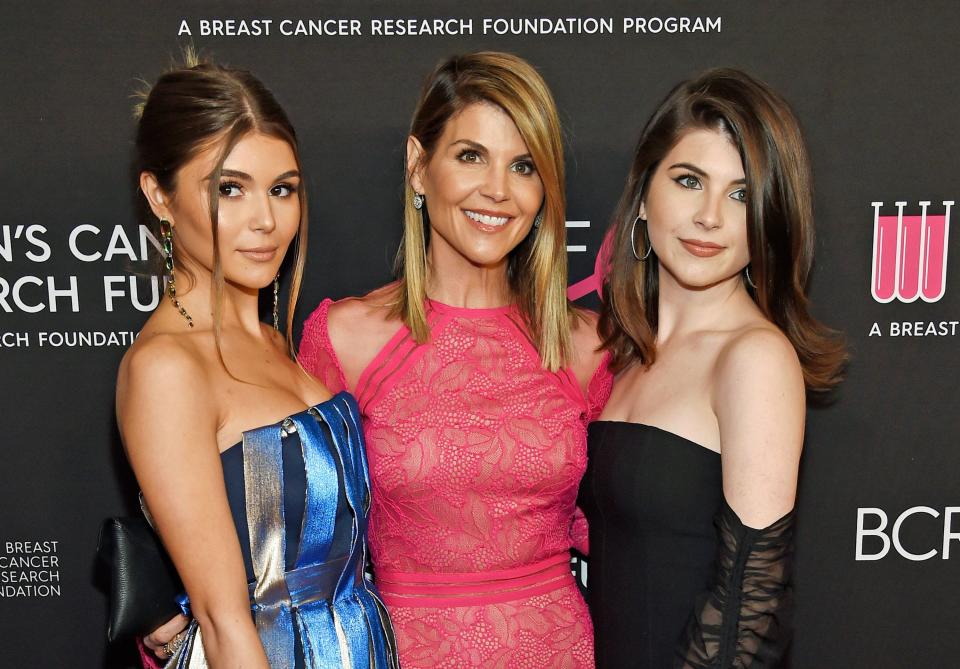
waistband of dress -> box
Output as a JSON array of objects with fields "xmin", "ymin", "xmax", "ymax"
[
  {"xmin": 255, "ymin": 554, "xmax": 366, "ymax": 610},
  {"xmin": 176, "ymin": 554, "xmax": 359, "ymax": 618},
  {"xmin": 374, "ymin": 553, "xmax": 574, "ymax": 608}
]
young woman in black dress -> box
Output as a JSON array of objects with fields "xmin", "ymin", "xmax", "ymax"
[{"xmin": 580, "ymin": 68, "xmax": 845, "ymax": 668}]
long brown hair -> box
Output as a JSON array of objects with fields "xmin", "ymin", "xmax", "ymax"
[
  {"xmin": 599, "ymin": 68, "xmax": 846, "ymax": 392},
  {"xmin": 135, "ymin": 52, "xmax": 308, "ymax": 357},
  {"xmin": 393, "ymin": 51, "xmax": 572, "ymax": 371}
]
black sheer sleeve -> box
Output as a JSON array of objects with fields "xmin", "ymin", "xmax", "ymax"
[{"xmin": 674, "ymin": 498, "xmax": 794, "ymax": 668}]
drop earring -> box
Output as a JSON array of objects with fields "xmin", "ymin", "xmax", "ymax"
[
  {"xmin": 412, "ymin": 192, "xmax": 425, "ymax": 210},
  {"xmin": 159, "ymin": 218, "xmax": 194, "ymax": 327},
  {"xmin": 272, "ymin": 274, "xmax": 280, "ymax": 331}
]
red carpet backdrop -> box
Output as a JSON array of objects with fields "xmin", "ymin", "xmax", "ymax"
[{"xmin": 1, "ymin": 1, "xmax": 957, "ymax": 666}]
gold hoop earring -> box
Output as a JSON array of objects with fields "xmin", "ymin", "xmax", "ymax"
[
  {"xmin": 159, "ymin": 218, "xmax": 194, "ymax": 327},
  {"xmin": 630, "ymin": 215, "xmax": 653, "ymax": 261}
]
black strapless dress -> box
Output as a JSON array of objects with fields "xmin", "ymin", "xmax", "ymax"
[{"xmin": 579, "ymin": 421, "xmax": 793, "ymax": 669}]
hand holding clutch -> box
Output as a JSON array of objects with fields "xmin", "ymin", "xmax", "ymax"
[{"xmin": 96, "ymin": 515, "xmax": 185, "ymax": 643}]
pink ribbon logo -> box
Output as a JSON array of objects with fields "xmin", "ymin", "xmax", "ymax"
[{"xmin": 567, "ymin": 228, "xmax": 614, "ymax": 301}]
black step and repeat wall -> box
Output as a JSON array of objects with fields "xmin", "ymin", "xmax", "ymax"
[{"xmin": 1, "ymin": 1, "xmax": 957, "ymax": 666}]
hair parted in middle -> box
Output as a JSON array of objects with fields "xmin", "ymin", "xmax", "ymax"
[
  {"xmin": 393, "ymin": 51, "xmax": 572, "ymax": 371},
  {"xmin": 135, "ymin": 49, "xmax": 308, "ymax": 358},
  {"xmin": 598, "ymin": 67, "xmax": 846, "ymax": 392}
]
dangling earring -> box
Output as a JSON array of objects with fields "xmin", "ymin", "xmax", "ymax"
[
  {"xmin": 630, "ymin": 215, "xmax": 653, "ymax": 261},
  {"xmin": 412, "ymin": 192, "xmax": 425, "ymax": 210},
  {"xmin": 272, "ymin": 274, "xmax": 280, "ymax": 331},
  {"xmin": 744, "ymin": 265, "xmax": 757, "ymax": 289},
  {"xmin": 533, "ymin": 210, "xmax": 544, "ymax": 229},
  {"xmin": 159, "ymin": 218, "xmax": 194, "ymax": 327}
]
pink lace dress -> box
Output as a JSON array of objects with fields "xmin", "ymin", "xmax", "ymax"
[{"xmin": 299, "ymin": 297, "xmax": 612, "ymax": 668}]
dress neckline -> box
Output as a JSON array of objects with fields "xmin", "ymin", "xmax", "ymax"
[
  {"xmin": 590, "ymin": 419, "xmax": 721, "ymax": 458},
  {"xmin": 220, "ymin": 390, "xmax": 355, "ymax": 457},
  {"xmin": 425, "ymin": 296, "xmax": 515, "ymax": 317}
]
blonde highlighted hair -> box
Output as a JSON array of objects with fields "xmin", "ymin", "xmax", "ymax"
[{"xmin": 394, "ymin": 51, "xmax": 572, "ymax": 370}]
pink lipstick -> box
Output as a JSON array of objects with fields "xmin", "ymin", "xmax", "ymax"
[{"xmin": 679, "ymin": 238, "xmax": 725, "ymax": 258}]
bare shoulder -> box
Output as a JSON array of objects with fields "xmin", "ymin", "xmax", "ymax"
[
  {"xmin": 712, "ymin": 324, "xmax": 804, "ymax": 434},
  {"xmin": 327, "ymin": 285, "xmax": 403, "ymax": 344},
  {"xmin": 715, "ymin": 324, "xmax": 803, "ymax": 395},
  {"xmin": 119, "ymin": 333, "xmax": 204, "ymax": 390},
  {"xmin": 569, "ymin": 307, "xmax": 607, "ymax": 390},
  {"xmin": 116, "ymin": 332, "xmax": 210, "ymax": 421},
  {"xmin": 325, "ymin": 285, "xmax": 405, "ymax": 386}
]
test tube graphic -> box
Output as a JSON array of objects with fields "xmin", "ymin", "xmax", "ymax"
[
  {"xmin": 871, "ymin": 201, "xmax": 951, "ymax": 303},
  {"xmin": 921, "ymin": 201, "xmax": 951, "ymax": 302}
]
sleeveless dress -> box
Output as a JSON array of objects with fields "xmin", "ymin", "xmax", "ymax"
[
  {"xmin": 299, "ymin": 298, "xmax": 613, "ymax": 668},
  {"xmin": 165, "ymin": 392, "xmax": 398, "ymax": 669},
  {"xmin": 579, "ymin": 421, "xmax": 794, "ymax": 669}
]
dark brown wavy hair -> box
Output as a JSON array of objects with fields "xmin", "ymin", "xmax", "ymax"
[{"xmin": 598, "ymin": 68, "xmax": 846, "ymax": 392}]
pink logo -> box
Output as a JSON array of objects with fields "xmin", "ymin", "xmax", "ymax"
[
  {"xmin": 567, "ymin": 229, "xmax": 613, "ymax": 301},
  {"xmin": 871, "ymin": 200, "xmax": 952, "ymax": 303}
]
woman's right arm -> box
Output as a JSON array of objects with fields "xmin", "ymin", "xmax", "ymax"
[{"xmin": 117, "ymin": 338, "xmax": 269, "ymax": 669}]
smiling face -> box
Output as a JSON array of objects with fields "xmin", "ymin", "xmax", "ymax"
[
  {"xmin": 154, "ymin": 131, "xmax": 301, "ymax": 292},
  {"xmin": 640, "ymin": 127, "xmax": 750, "ymax": 290},
  {"xmin": 409, "ymin": 101, "xmax": 545, "ymax": 272}
]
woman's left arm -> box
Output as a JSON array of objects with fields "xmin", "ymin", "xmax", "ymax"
[
  {"xmin": 676, "ymin": 327, "xmax": 805, "ymax": 668},
  {"xmin": 568, "ymin": 309, "xmax": 614, "ymax": 554}
]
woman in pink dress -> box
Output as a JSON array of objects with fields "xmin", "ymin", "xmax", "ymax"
[{"xmin": 299, "ymin": 52, "xmax": 611, "ymax": 668}]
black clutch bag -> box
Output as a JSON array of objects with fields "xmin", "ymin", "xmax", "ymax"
[{"xmin": 97, "ymin": 515, "xmax": 185, "ymax": 643}]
